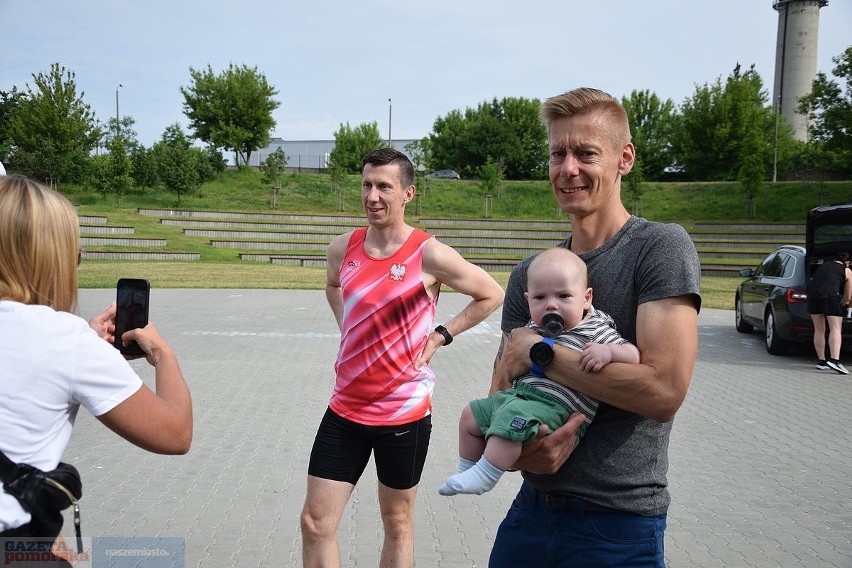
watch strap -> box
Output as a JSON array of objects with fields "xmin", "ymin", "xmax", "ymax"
[{"xmin": 434, "ymin": 325, "xmax": 453, "ymax": 346}]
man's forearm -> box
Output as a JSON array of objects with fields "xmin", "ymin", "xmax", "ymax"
[
  {"xmin": 444, "ymin": 296, "xmax": 502, "ymax": 338},
  {"xmin": 541, "ymin": 301, "xmax": 697, "ymax": 422}
]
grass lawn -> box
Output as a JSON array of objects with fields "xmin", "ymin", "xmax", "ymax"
[{"xmin": 78, "ymin": 261, "xmax": 741, "ymax": 311}]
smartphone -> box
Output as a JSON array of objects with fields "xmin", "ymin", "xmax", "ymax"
[{"xmin": 114, "ymin": 278, "xmax": 150, "ymax": 357}]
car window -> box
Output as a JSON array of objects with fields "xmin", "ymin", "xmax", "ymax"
[
  {"xmin": 755, "ymin": 253, "xmax": 780, "ymax": 277},
  {"xmin": 757, "ymin": 253, "xmax": 784, "ymax": 278},
  {"xmin": 814, "ymin": 223, "xmax": 852, "ymax": 246},
  {"xmin": 779, "ymin": 252, "xmax": 796, "ymax": 279}
]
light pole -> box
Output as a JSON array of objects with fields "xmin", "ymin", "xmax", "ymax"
[
  {"xmin": 387, "ymin": 98, "xmax": 392, "ymax": 147},
  {"xmin": 115, "ymin": 84, "xmax": 123, "ymax": 138},
  {"xmin": 773, "ymin": 93, "xmax": 780, "ymax": 183}
]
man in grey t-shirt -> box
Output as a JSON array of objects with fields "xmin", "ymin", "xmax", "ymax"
[{"xmin": 488, "ymin": 88, "xmax": 701, "ymax": 568}]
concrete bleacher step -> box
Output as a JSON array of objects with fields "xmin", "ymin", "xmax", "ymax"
[
  {"xmin": 693, "ymin": 241, "xmax": 797, "ymax": 251},
  {"xmin": 420, "ymin": 217, "xmax": 568, "ymax": 230},
  {"xmin": 698, "ymin": 265, "xmax": 745, "ymax": 277},
  {"xmin": 434, "ymin": 235, "xmax": 559, "ymax": 248},
  {"xmin": 213, "ymin": 240, "xmax": 328, "ymax": 252},
  {"xmin": 449, "ymin": 244, "xmax": 548, "ymax": 257},
  {"xmin": 80, "ymin": 225, "xmax": 135, "ymax": 235},
  {"xmin": 244, "ymin": 252, "xmax": 523, "ymax": 273},
  {"xmin": 183, "ymin": 228, "xmax": 338, "ymax": 241},
  {"xmin": 693, "ymin": 222, "xmax": 805, "ymax": 231},
  {"xmin": 84, "ymin": 251, "xmax": 201, "ymax": 261},
  {"xmin": 77, "ymin": 215, "xmax": 197, "ymax": 262},
  {"xmin": 80, "ymin": 209, "xmax": 811, "ymax": 273},
  {"xmin": 427, "ymin": 227, "xmax": 567, "ymax": 239},
  {"xmin": 268, "ymin": 255, "xmax": 327, "ymax": 267},
  {"xmin": 161, "ymin": 218, "xmax": 361, "ymax": 233},
  {"xmin": 78, "ymin": 215, "xmax": 108, "ymax": 224},
  {"xmin": 81, "ymin": 236, "xmax": 166, "ymax": 247},
  {"xmin": 695, "ymin": 249, "xmax": 776, "ymax": 261},
  {"xmin": 689, "ymin": 231, "xmax": 804, "ymax": 241},
  {"xmin": 139, "ymin": 208, "xmax": 364, "ymax": 224}
]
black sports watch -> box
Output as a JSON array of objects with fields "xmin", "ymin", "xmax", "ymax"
[
  {"xmin": 434, "ymin": 325, "xmax": 453, "ymax": 346},
  {"xmin": 529, "ymin": 337, "xmax": 555, "ymax": 377}
]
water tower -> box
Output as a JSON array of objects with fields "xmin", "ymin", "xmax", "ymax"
[{"xmin": 772, "ymin": 0, "xmax": 828, "ymax": 141}]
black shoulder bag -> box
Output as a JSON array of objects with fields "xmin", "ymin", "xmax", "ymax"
[{"xmin": 0, "ymin": 451, "xmax": 83, "ymax": 552}]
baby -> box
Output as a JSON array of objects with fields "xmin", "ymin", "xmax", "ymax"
[{"xmin": 439, "ymin": 247, "xmax": 639, "ymax": 496}]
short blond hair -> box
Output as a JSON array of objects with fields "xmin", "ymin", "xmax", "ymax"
[
  {"xmin": 0, "ymin": 176, "xmax": 80, "ymax": 312},
  {"xmin": 540, "ymin": 87, "xmax": 631, "ymax": 150}
]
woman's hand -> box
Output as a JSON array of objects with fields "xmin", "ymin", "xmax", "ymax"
[
  {"xmin": 88, "ymin": 302, "xmax": 117, "ymax": 344},
  {"xmin": 121, "ymin": 322, "xmax": 173, "ymax": 366}
]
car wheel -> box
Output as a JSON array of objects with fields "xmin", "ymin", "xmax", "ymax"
[
  {"xmin": 764, "ymin": 309, "xmax": 789, "ymax": 355},
  {"xmin": 735, "ymin": 295, "xmax": 754, "ymax": 333}
]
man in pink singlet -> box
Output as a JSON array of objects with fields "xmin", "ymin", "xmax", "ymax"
[{"xmin": 300, "ymin": 148, "xmax": 505, "ymax": 568}]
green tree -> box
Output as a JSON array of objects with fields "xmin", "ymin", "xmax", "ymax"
[
  {"xmin": 625, "ymin": 156, "xmax": 645, "ymax": 215},
  {"xmin": 404, "ymin": 137, "xmax": 432, "ymax": 174},
  {"xmin": 205, "ymin": 145, "xmax": 227, "ymax": 174},
  {"xmin": 622, "ymin": 90, "xmax": 676, "ymax": 181},
  {"xmin": 153, "ymin": 123, "xmax": 200, "ymax": 205},
  {"xmin": 130, "ymin": 144, "xmax": 159, "ymax": 190},
  {"xmin": 427, "ymin": 109, "xmax": 467, "ymax": 173},
  {"xmin": 88, "ymin": 154, "xmax": 112, "ymax": 196},
  {"xmin": 328, "ymin": 161, "xmax": 348, "ymax": 212},
  {"xmin": 260, "ymin": 147, "xmax": 288, "ymax": 186},
  {"xmin": 103, "ymin": 116, "xmax": 139, "ymax": 149},
  {"xmin": 260, "ymin": 147, "xmax": 287, "ymax": 209},
  {"xmin": 797, "ymin": 46, "xmax": 852, "ymax": 177},
  {"xmin": 738, "ymin": 129, "xmax": 764, "ymax": 218},
  {"xmin": 478, "ymin": 157, "xmax": 504, "ymax": 198},
  {"xmin": 6, "ymin": 63, "xmax": 100, "ymax": 182},
  {"xmin": 107, "ymin": 134, "xmax": 133, "ymax": 203},
  {"xmin": 428, "ymin": 97, "xmax": 547, "ymax": 180},
  {"xmin": 0, "ymin": 88, "xmax": 25, "ymax": 163},
  {"xmin": 329, "ymin": 121, "xmax": 384, "ymax": 173},
  {"xmin": 671, "ymin": 64, "xmax": 787, "ymax": 182},
  {"xmin": 191, "ymin": 146, "xmax": 216, "ymax": 184},
  {"xmin": 181, "ymin": 63, "xmax": 280, "ymax": 167}
]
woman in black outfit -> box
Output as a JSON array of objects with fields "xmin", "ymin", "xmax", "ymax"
[{"xmin": 808, "ymin": 252, "xmax": 852, "ymax": 374}]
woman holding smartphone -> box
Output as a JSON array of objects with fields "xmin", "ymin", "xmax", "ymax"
[{"xmin": 0, "ymin": 176, "xmax": 193, "ymax": 549}]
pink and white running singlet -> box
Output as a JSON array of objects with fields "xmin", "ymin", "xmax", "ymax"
[{"xmin": 329, "ymin": 227, "xmax": 438, "ymax": 426}]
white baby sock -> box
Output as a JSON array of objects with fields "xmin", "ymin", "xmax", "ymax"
[
  {"xmin": 458, "ymin": 457, "xmax": 477, "ymax": 473},
  {"xmin": 438, "ymin": 457, "xmax": 503, "ymax": 496}
]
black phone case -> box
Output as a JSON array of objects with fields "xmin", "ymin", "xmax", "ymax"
[{"xmin": 114, "ymin": 278, "xmax": 150, "ymax": 356}]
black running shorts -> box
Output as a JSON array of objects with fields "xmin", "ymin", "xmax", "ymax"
[
  {"xmin": 308, "ymin": 407, "xmax": 431, "ymax": 490},
  {"xmin": 809, "ymin": 295, "xmax": 846, "ymax": 317}
]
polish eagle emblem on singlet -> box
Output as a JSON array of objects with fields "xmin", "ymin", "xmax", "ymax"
[{"xmin": 389, "ymin": 263, "xmax": 406, "ymax": 281}]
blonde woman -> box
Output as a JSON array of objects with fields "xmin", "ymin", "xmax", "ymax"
[{"xmin": 0, "ymin": 176, "xmax": 192, "ymax": 545}]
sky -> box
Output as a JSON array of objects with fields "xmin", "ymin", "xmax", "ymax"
[{"xmin": 1, "ymin": 0, "xmax": 850, "ymax": 148}]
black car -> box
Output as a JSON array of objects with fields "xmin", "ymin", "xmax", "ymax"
[{"xmin": 735, "ymin": 202, "xmax": 852, "ymax": 355}]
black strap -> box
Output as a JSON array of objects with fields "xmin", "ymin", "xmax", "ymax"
[
  {"xmin": 0, "ymin": 451, "xmax": 18, "ymax": 485},
  {"xmin": 0, "ymin": 448, "xmax": 17, "ymax": 481},
  {"xmin": 434, "ymin": 325, "xmax": 453, "ymax": 346},
  {"xmin": 0, "ymin": 449, "xmax": 83, "ymax": 555}
]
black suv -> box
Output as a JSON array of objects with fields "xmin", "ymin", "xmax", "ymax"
[{"xmin": 735, "ymin": 203, "xmax": 852, "ymax": 355}]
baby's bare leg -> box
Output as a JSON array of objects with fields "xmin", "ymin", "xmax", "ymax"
[
  {"xmin": 483, "ymin": 435, "xmax": 522, "ymax": 472},
  {"xmin": 440, "ymin": 433, "xmax": 521, "ymax": 496},
  {"xmin": 458, "ymin": 404, "xmax": 486, "ymax": 461}
]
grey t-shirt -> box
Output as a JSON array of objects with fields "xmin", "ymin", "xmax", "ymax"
[{"xmin": 502, "ymin": 216, "xmax": 701, "ymax": 515}]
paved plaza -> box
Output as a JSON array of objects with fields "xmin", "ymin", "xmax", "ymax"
[{"xmin": 62, "ymin": 289, "xmax": 852, "ymax": 567}]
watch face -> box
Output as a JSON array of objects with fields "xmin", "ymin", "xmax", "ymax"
[{"xmin": 530, "ymin": 341, "xmax": 554, "ymax": 367}]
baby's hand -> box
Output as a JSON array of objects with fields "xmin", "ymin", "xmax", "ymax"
[{"xmin": 579, "ymin": 343, "xmax": 613, "ymax": 372}]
